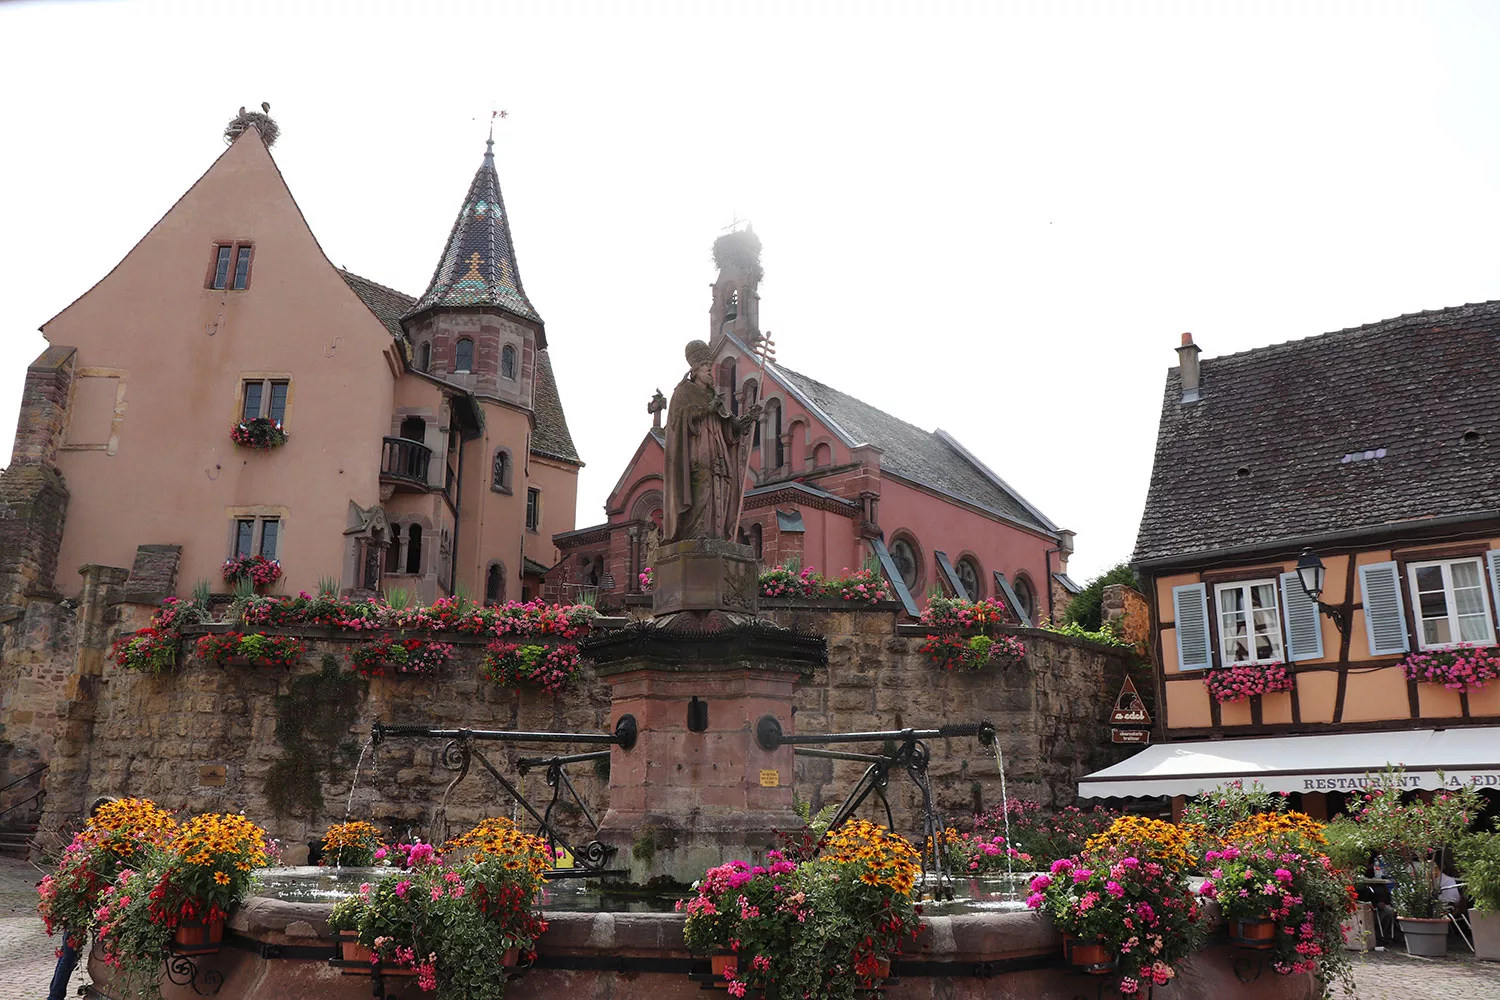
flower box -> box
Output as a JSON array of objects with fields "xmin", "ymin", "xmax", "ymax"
[
  {"xmin": 710, "ymin": 952, "xmax": 737, "ymax": 978},
  {"xmin": 1062, "ymin": 934, "xmax": 1116, "ymax": 973},
  {"xmin": 172, "ymin": 916, "xmax": 224, "ymax": 955},
  {"xmin": 335, "ymin": 933, "xmax": 416, "ymax": 977},
  {"xmin": 1228, "ymin": 918, "xmax": 1277, "ymax": 949}
]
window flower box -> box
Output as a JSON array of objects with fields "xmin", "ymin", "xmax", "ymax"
[
  {"xmin": 1398, "ymin": 643, "xmax": 1500, "ymax": 693},
  {"xmin": 222, "ymin": 554, "xmax": 282, "ymax": 589},
  {"xmin": 230, "ymin": 417, "xmax": 287, "ymax": 450},
  {"xmin": 1203, "ymin": 661, "xmax": 1294, "ymax": 703}
]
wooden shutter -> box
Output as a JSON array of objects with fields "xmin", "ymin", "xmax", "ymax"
[
  {"xmin": 1358, "ymin": 561, "xmax": 1409, "ymax": 656},
  {"xmin": 1172, "ymin": 582, "xmax": 1212, "ymax": 670},
  {"xmin": 1489, "ymin": 549, "xmax": 1500, "ymax": 629},
  {"xmin": 1279, "ymin": 572, "xmax": 1324, "ymax": 662}
]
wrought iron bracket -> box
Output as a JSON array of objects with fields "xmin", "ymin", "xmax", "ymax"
[{"xmin": 164, "ymin": 952, "xmax": 224, "ymax": 996}]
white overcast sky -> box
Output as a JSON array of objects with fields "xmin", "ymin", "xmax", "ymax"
[{"xmin": 4, "ymin": 1, "xmax": 1500, "ymax": 584}]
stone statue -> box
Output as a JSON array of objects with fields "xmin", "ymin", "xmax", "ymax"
[{"xmin": 663, "ymin": 340, "xmax": 762, "ymax": 543}]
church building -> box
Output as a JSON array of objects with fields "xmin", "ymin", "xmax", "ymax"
[
  {"xmin": 5, "ymin": 111, "xmax": 579, "ymax": 606},
  {"xmin": 549, "ymin": 230, "xmax": 1077, "ymax": 619}
]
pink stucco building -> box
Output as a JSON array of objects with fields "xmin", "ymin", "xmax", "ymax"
[
  {"xmin": 20, "ymin": 113, "xmax": 579, "ymax": 603},
  {"xmin": 549, "ymin": 230, "xmax": 1077, "ymax": 619}
]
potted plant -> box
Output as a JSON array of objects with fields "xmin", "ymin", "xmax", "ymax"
[
  {"xmin": 230, "ymin": 416, "xmax": 287, "ymax": 449},
  {"xmin": 1455, "ymin": 825, "xmax": 1500, "ymax": 961},
  {"xmin": 221, "ymin": 554, "xmax": 283, "ymax": 590},
  {"xmin": 321, "ymin": 821, "xmax": 386, "ymax": 867},
  {"xmin": 481, "ymin": 641, "xmax": 583, "ymax": 694},
  {"xmin": 1348, "ymin": 767, "xmax": 1483, "ymax": 957},
  {"xmin": 349, "ymin": 637, "xmax": 455, "ymax": 677},
  {"xmin": 917, "ymin": 596, "xmax": 1027, "ymax": 671},
  {"xmin": 1028, "ymin": 816, "xmax": 1204, "ymax": 995}
]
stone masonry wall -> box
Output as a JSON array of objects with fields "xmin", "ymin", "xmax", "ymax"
[{"xmin": 24, "ymin": 601, "xmax": 1133, "ymax": 860}]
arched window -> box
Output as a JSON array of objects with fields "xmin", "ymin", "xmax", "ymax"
[
  {"xmin": 889, "ymin": 535, "xmax": 920, "ymax": 592},
  {"xmin": 742, "ymin": 379, "xmax": 760, "ymax": 445},
  {"xmin": 955, "ymin": 557, "xmax": 982, "ymax": 600},
  {"xmin": 718, "ymin": 358, "xmax": 738, "ymax": 415},
  {"xmin": 787, "ymin": 420, "xmax": 806, "ymax": 471},
  {"xmin": 485, "ymin": 563, "xmax": 504, "ymax": 605},
  {"xmin": 385, "ymin": 527, "xmax": 402, "ymax": 573},
  {"xmin": 501, "ymin": 345, "xmax": 517, "ymax": 380},
  {"xmin": 763, "ymin": 399, "xmax": 783, "ymax": 470},
  {"xmin": 416, "ymin": 341, "xmax": 431, "ymax": 372},
  {"xmin": 813, "ymin": 442, "xmax": 832, "ymax": 467},
  {"xmin": 749, "ymin": 523, "xmax": 763, "ymax": 560},
  {"xmin": 399, "ymin": 416, "xmax": 426, "ymax": 442},
  {"xmin": 1012, "ymin": 574, "xmax": 1036, "ymax": 621},
  {"xmin": 454, "ymin": 338, "xmax": 474, "ymax": 373},
  {"xmin": 406, "ymin": 524, "xmax": 423, "ymax": 575},
  {"xmin": 491, "ymin": 449, "xmax": 512, "ymax": 492}
]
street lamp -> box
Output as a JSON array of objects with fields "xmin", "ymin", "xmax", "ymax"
[{"xmin": 1294, "ymin": 548, "xmax": 1346, "ymax": 635}]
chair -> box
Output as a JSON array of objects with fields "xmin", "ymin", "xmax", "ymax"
[{"xmin": 1445, "ymin": 882, "xmax": 1474, "ymax": 953}]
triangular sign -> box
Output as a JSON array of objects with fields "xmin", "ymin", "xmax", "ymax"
[{"xmin": 1110, "ymin": 676, "xmax": 1152, "ymax": 726}]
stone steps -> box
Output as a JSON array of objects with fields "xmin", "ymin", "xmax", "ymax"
[{"xmin": 0, "ymin": 826, "xmax": 37, "ymax": 859}]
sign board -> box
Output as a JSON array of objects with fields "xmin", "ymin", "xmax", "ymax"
[
  {"xmin": 1112, "ymin": 730, "xmax": 1152, "ymax": 745},
  {"xmin": 1109, "ymin": 676, "xmax": 1152, "ymax": 727},
  {"xmin": 199, "ymin": 764, "xmax": 227, "ymax": 787},
  {"xmin": 759, "ymin": 770, "xmax": 780, "ymax": 787}
]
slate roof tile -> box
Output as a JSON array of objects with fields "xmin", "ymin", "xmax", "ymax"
[
  {"xmin": 1132, "ymin": 301, "xmax": 1500, "ymax": 565},
  {"xmin": 340, "ymin": 270, "xmax": 414, "ymax": 339},
  {"xmin": 531, "ymin": 350, "xmax": 581, "ymax": 465}
]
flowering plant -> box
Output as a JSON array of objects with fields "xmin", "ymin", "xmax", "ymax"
[
  {"xmin": 919, "ymin": 595, "xmax": 1010, "ymax": 630},
  {"xmin": 194, "ymin": 631, "xmax": 305, "ymax": 669},
  {"xmin": 109, "ymin": 596, "xmax": 210, "ymax": 674},
  {"xmin": 221, "ymin": 554, "xmax": 282, "ymax": 589},
  {"xmin": 349, "ymin": 637, "xmax": 455, "ymax": 677},
  {"xmin": 1399, "ymin": 643, "xmax": 1500, "ymax": 693},
  {"xmin": 229, "ymin": 416, "xmax": 287, "ymax": 449},
  {"xmin": 917, "ymin": 596, "xmax": 1026, "ymax": 671},
  {"xmin": 824, "ymin": 565, "xmax": 895, "ymax": 603},
  {"xmin": 1027, "ymin": 818, "xmax": 1205, "ymax": 996},
  {"xmin": 970, "ymin": 800, "xmax": 1120, "ymax": 863},
  {"xmin": 38, "ymin": 799, "xmax": 178, "ymax": 947},
  {"xmin": 638, "ymin": 567, "xmax": 653, "ymax": 591},
  {"xmin": 758, "ymin": 563, "xmax": 823, "ymax": 599},
  {"xmin": 322, "ymin": 821, "xmax": 386, "ymax": 867},
  {"xmin": 236, "ymin": 594, "xmax": 596, "ymax": 637},
  {"xmin": 481, "ymin": 641, "xmax": 582, "ymax": 694},
  {"xmin": 329, "ymin": 818, "xmax": 551, "ymax": 999},
  {"xmin": 1181, "ymin": 779, "xmax": 1289, "ymax": 834},
  {"xmin": 1203, "ymin": 662, "xmax": 1295, "ymax": 703},
  {"xmin": 1346, "ymin": 766, "xmax": 1483, "ymax": 917},
  {"xmin": 935, "ymin": 827, "xmax": 1033, "ymax": 873}
]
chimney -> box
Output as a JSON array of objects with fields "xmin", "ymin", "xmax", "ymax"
[{"xmin": 1176, "ymin": 332, "xmax": 1202, "ymax": 403}]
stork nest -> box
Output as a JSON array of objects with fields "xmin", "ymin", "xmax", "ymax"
[
  {"xmin": 224, "ymin": 111, "xmax": 280, "ymax": 148},
  {"xmin": 712, "ymin": 228, "xmax": 763, "ymax": 284}
]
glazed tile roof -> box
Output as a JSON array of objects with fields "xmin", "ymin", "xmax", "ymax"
[
  {"xmin": 340, "ymin": 270, "xmax": 414, "ymax": 339},
  {"xmin": 773, "ymin": 366, "xmax": 1057, "ymax": 534},
  {"xmin": 531, "ymin": 350, "xmax": 581, "ymax": 466},
  {"xmin": 406, "ymin": 139, "xmax": 542, "ymax": 328},
  {"xmin": 1132, "ymin": 300, "xmax": 1500, "ymax": 566}
]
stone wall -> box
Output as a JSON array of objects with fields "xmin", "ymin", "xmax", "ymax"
[{"xmin": 24, "ymin": 600, "xmax": 1134, "ymax": 859}]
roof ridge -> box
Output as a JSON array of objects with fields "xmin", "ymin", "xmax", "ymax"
[{"xmin": 1195, "ymin": 298, "xmax": 1500, "ymax": 366}]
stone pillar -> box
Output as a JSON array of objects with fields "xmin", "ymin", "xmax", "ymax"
[{"xmin": 35, "ymin": 564, "xmax": 130, "ymax": 856}]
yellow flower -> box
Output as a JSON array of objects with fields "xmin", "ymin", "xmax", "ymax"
[{"xmin": 214, "ymin": 871, "xmax": 231, "ymax": 886}]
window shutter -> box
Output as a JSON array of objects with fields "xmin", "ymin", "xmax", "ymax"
[
  {"xmin": 1172, "ymin": 583, "xmax": 1212, "ymax": 670},
  {"xmin": 1358, "ymin": 561, "xmax": 1409, "ymax": 656},
  {"xmin": 1489, "ymin": 549, "xmax": 1500, "ymax": 628},
  {"xmin": 1279, "ymin": 572, "xmax": 1324, "ymax": 662}
]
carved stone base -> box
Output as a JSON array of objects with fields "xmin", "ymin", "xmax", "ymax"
[{"xmin": 650, "ymin": 538, "xmax": 759, "ymax": 616}]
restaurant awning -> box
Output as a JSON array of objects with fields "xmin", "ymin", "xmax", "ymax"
[{"xmin": 1078, "ymin": 727, "xmax": 1500, "ymax": 799}]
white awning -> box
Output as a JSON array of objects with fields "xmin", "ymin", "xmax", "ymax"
[{"xmin": 1078, "ymin": 727, "xmax": 1500, "ymax": 799}]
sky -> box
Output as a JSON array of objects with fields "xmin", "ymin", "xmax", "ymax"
[{"xmin": 3, "ymin": 1, "xmax": 1500, "ymax": 585}]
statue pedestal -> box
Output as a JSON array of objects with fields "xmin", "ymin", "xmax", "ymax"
[
  {"xmin": 651, "ymin": 539, "xmax": 759, "ymax": 617},
  {"xmin": 585, "ymin": 618, "xmax": 823, "ymax": 884}
]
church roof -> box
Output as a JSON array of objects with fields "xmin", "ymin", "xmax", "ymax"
[
  {"xmin": 406, "ymin": 139, "xmax": 543, "ymax": 331},
  {"xmin": 531, "ymin": 350, "xmax": 582, "ymax": 465},
  {"xmin": 773, "ymin": 365, "xmax": 1059, "ymax": 535},
  {"xmin": 340, "ymin": 270, "xmax": 414, "ymax": 339}
]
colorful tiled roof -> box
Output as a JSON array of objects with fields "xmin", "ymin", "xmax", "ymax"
[
  {"xmin": 1132, "ymin": 300, "xmax": 1500, "ymax": 565},
  {"xmin": 406, "ymin": 139, "xmax": 542, "ymax": 328},
  {"xmin": 531, "ymin": 350, "xmax": 582, "ymax": 466},
  {"xmin": 340, "ymin": 270, "xmax": 414, "ymax": 339}
]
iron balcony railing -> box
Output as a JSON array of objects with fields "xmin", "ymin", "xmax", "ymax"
[{"xmin": 381, "ymin": 436, "xmax": 432, "ymax": 487}]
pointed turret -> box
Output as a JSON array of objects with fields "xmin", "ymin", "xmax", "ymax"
[{"xmin": 407, "ymin": 138, "xmax": 543, "ymax": 339}]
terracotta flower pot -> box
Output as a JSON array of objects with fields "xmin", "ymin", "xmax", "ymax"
[
  {"xmin": 1062, "ymin": 934, "xmax": 1116, "ymax": 974},
  {"xmin": 173, "ymin": 916, "xmax": 224, "ymax": 955},
  {"xmin": 873, "ymin": 956, "xmax": 891, "ymax": 979},
  {"xmin": 338, "ymin": 930, "xmax": 370, "ymax": 964},
  {"xmin": 502, "ymin": 947, "xmax": 519, "ymax": 967},
  {"xmin": 1229, "ymin": 918, "xmax": 1278, "ymax": 949},
  {"xmin": 711, "ymin": 952, "xmax": 738, "ymax": 978}
]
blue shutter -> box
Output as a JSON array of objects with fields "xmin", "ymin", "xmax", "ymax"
[
  {"xmin": 1172, "ymin": 583, "xmax": 1212, "ymax": 670},
  {"xmin": 1279, "ymin": 572, "xmax": 1324, "ymax": 662},
  {"xmin": 1488, "ymin": 549, "xmax": 1500, "ymax": 630},
  {"xmin": 1358, "ymin": 561, "xmax": 1409, "ymax": 656}
]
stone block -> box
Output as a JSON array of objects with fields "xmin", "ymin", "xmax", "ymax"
[{"xmin": 650, "ymin": 538, "xmax": 759, "ymax": 615}]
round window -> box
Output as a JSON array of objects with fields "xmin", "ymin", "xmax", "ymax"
[
  {"xmin": 1013, "ymin": 575, "xmax": 1036, "ymax": 620},
  {"xmin": 955, "ymin": 559, "xmax": 981, "ymax": 600},
  {"xmin": 889, "ymin": 537, "xmax": 919, "ymax": 591}
]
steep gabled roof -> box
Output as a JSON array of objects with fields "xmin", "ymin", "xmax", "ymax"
[
  {"xmin": 1132, "ymin": 300, "xmax": 1500, "ymax": 566},
  {"xmin": 406, "ymin": 138, "xmax": 542, "ymax": 332},
  {"xmin": 530, "ymin": 350, "xmax": 581, "ymax": 465},
  {"xmin": 773, "ymin": 365, "xmax": 1058, "ymax": 535},
  {"xmin": 340, "ymin": 270, "xmax": 414, "ymax": 339}
]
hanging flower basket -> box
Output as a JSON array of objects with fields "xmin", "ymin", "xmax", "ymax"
[
  {"xmin": 1399, "ymin": 644, "xmax": 1500, "ymax": 693},
  {"xmin": 222, "ymin": 554, "xmax": 282, "ymax": 589},
  {"xmin": 230, "ymin": 417, "xmax": 287, "ymax": 449},
  {"xmin": 1203, "ymin": 662, "xmax": 1294, "ymax": 703}
]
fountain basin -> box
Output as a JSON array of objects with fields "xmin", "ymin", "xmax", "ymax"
[{"xmin": 86, "ymin": 890, "xmax": 1317, "ymax": 1000}]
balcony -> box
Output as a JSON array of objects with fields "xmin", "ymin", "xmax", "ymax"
[{"xmin": 381, "ymin": 436, "xmax": 433, "ymax": 491}]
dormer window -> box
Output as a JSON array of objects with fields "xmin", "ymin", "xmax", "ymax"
[
  {"xmin": 501, "ymin": 345, "xmax": 517, "ymax": 380},
  {"xmin": 454, "ymin": 338, "xmax": 474, "ymax": 373},
  {"xmin": 208, "ymin": 242, "xmax": 254, "ymax": 290}
]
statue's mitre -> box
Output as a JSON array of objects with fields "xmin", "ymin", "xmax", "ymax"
[{"xmin": 685, "ymin": 340, "xmax": 714, "ymax": 368}]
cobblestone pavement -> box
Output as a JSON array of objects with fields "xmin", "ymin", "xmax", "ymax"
[{"xmin": 0, "ymin": 856, "xmax": 1497, "ymax": 998}]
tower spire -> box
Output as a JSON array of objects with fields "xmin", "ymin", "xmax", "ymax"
[{"xmin": 406, "ymin": 127, "xmax": 541, "ymax": 336}]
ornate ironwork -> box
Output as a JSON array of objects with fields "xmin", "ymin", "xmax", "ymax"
[{"xmin": 164, "ymin": 952, "xmax": 224, "ymax": 996}]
